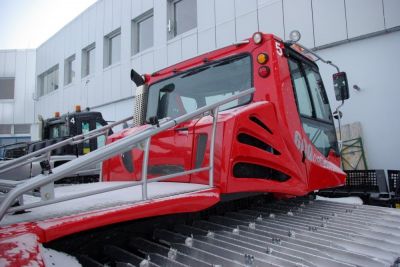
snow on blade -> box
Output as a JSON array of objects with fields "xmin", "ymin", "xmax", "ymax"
[
  {"xmin": 0, "ymin": 233, "xmax": 42, "ymax": 267},
  {"xmin": 2, "ymin": 182, "xmax": 208, "ymax": 225},
  {"xmin": 40, "ymin": 245, "xmax": 81, "ymax": 267}
]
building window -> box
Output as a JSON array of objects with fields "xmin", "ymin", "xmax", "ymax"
[
  {"xmin": 64, "ymin": 54, "xmax": 76, "ymax": 85},
  {"xmin": 82, "ymin": 43, "xmax": 96, "ymax": 77},
  {"xmin": 132, "ymin": 10, "xmax": 154, "ymax": 55},
  {"xmin": 14, "ymin": 124, "xmax": 31, "ymax": 134},
  {"xmin": 104, "ymin": 29, "xmax": 121, "ymax": 67},
  {"xmin": 168, "ymin": 0, "xmax": 197, "ymax": 39},
  {"xmin": 38, "ymin": 65, "xmax": 59, "ymax": 96},
  {"xmin": 0, "ymin": 125, "xmax": 12, "ymax": 134},
  {"xmin": 0, "ymin": 78, "xmax": 15, "ymax": 100}
]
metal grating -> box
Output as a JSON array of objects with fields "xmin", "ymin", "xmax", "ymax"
[
  {"xmin": 388, "ymin": 170, "xmax": 400, "ymax": 193},
  {"xmin": 0, "ymin": 125, "xmax": 12, "ymax": 135},
  {"xmin": 14, "ymin": 124, "xmax": 31, "ymax": 134},
  {"xmin": 81, "ymin": 197, "xmax": 400, "ymax": 267}
]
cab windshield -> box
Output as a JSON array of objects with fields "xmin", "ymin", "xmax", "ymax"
[
  {"xmin": 146, "ymin": 54, "xmax": 252, "ymax": 121},
  {"xmin": 48, "ymin": 123, "xmax": 69, "ymax": 139}
]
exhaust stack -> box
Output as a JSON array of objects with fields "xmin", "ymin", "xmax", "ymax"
[{"xmin": 131, "ymin": 69, "xmax": 148, "ymax": 126}]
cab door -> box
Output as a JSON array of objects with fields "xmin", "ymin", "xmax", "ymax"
[
  {"xmin": 288, "ymin": 56, "xmax": 343, "ymax": 191},
  {"xmin": 146, "ymin": 93, "xmax": 197, "ymax": 182}
]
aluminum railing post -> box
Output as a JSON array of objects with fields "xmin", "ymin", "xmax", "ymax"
[
  {"xmin": 141, "ymin": 137, "xmax": 151, "ymax": 200},
  {"xmin": 209, "ymin": 107, "xmax": 219, "ymax": 187}
]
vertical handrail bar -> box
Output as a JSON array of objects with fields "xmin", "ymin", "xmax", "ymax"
[
  {"xmin": 209, "ymin": 107, "xmax": 219, "ymax": 187},
  {"xmin": 141, "ymin": 137, "xmax": 151, "ymax": 200}
]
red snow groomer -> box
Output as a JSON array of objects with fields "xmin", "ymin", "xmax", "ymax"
[{"xmin": 1, "ymin": 32, "xmax": 398, "ymax": 267}]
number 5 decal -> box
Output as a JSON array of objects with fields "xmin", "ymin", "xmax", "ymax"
[{"xmin": 275, "ymin": 42, "xmax": 283, "ymax": 56}]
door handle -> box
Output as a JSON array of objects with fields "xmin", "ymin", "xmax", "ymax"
[{"xmin": 174, "ymin": 127, "xmax": 189, "ymax": 132}]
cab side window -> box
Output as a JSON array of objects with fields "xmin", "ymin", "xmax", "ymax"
[
  {"xmin": 288, "ymin": 60, "xmax": 313, "ymax": 117},
  {"xmin": 288, "ymin": 58, "xmax": 338, "ymax": 156},
  {"xmin": 96, "ymin": 122, "xmax": 106, "ymax": 148}
]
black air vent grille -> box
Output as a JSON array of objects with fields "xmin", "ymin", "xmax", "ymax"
[
  {"xmin": 233, "ymin": 162, "xmax": 290, "ymax": 182},
  {"xmin": 249, "ymin": 116, "xmax": 272, "ymax": 134},
  {"xmin": 237, "ymin": 133, "xmax": 280, "ymax": 155}
]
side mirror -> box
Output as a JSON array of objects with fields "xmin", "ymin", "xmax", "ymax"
[{"xmin": 333, "ymin": 72, "xmax": 349, "ymax": 101}]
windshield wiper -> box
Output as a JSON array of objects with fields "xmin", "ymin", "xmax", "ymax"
[{"xmin": 181, "ymin": 66, "xmax": 211, "ymax": 78}]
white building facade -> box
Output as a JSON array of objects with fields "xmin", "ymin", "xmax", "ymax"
[
  {"xmin": 2, "ymin": 0, "xmax": 400, "ymax": 169},
  {"xmin": 0, "ymin": 49, "xmax": 36, "ymax": 145}
]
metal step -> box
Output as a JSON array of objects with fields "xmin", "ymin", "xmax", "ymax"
[{"xmin": 79, "ymin": 198, "xmax": 400, "ymax": 266}]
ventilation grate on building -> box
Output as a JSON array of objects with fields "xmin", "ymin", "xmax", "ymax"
[
  {"xmin": 0, "ymin": 124, "xmax": 12, "ymax": 134},
  {"xmin": 14, "ymin": 124, "xmax": 31, "ymax": 134}
]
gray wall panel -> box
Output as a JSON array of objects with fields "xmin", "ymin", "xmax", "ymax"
[
  {"xmin": 112, "ymin": 0, "xmax": 122, "ymax": 31},
  {"xmin": 215, "ymin": 0, "xmax": 235, "ymax": 24},
  {"xmin": 198, "ymin": 28, "xmax": 216, "ymax": 54},
  {"xmin": 236, "ymin": 11, "xmax": 259, "ymax": 41},
  {"xmin": 198, "ymin": 0, "xmax": 215, "ymax": 31},
  {"xmin": 14, "ymin": 52, "xmax": 26, "ymax": 123},
  {"xmin": 313, "ymin": 0, "xmax": 347, "ymax": 46},
  {"xmin": 141, "ymin": 0, "xmax": 153, "ymax": 13},
  {"xmin": 141, "ymin": 51, "xmax": 154, "ymax": 74},
  {"xmin": 25, "ymin": 51, "xmax": 36, "ymax": 123},
  {"xmin": 258, "ymin": 0, "xmax": 284, "ymax": 38},
  {"xmin": 182, "ymin": 32, "xmax": 198, "ymax": 60},
  {"xmin": 104, "ymin": 0, "xmax": 113, "ymax": 35},
  {"xmin": 132, "ymin": 0, "xmax": 142, "ymax": 18},
  {"xmin": 167, "ymin": 39, "xmax": 182, "ymax": 65},
  {"xmin": 153, "ymin": 46, "xmax": 167, "ymax": 71},
  {"xmin": 153, "ymin": 0, "xmax": 167, "ymax": 47},
  {"xmin": 383, "ymin": 0, "xmax": 400, "ymax": 29},
  {"xmin": 0, "ymin": 52, "xmax": 5, "ymax": 76},
  {"xmin": 345, "ymin": 0, "xmax": 385, "ymax": 38},
  {"xmin": 216, "ymin": 20, "xmax": 236, "ymax": 48},
  {"xmin": 111, "ymin": 65, "xmax": 122, "ymax": 101},
  {"xmin": 235, "ymin": 0, "xmax": 257, "ymax": 16},
  {"xmin": 4, "ymin": 52, "xmax": 16, "ymax": 77}
]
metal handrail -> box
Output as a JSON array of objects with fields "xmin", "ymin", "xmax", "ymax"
[
  {"xmin": 0, "ymin": 116, "xmax": 134, "ymax": 175},
  {"xmin": 0, "ymin": 88, "xmax": 254, "ymax": 221}
]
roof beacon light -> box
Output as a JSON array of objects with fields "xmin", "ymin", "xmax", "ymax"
[
  {"xmin": 75, "ymin": 105, "xmax": 81, "ymax": 112},
  {"xmin": 253, "ymin": 32, "xmax": 263, "ymax": 44},
  {"xmin": 289, "ymin": 30, "xmax": 301, "ymax": 43}
]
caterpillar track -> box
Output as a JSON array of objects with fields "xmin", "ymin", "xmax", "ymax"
[{"xmin": 72, "ymin": 198, "xmax": 400, "ymax": 267}]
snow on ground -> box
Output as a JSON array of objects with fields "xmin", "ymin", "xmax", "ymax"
[
  {"xmin": 40, "ymin": 245, "xmax": 81, "ymax": 267},
  {"xmin": 316, "ymin": 195, "xmax": 363, "ymax": 205},
  {"xmin": 1, "ymin": 182, "xmax": 208, "ymax": 226}
]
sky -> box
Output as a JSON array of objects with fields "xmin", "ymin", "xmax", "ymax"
[{"xmin": 0, "ymin": 0, "xmax": 97, "ymax": 49}]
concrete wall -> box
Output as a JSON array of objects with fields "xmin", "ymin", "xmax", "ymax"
[
  {"xmin": 0, "ymin": 49, "xmax": 36, "ymax": 142},
  {"xmin": 33, "ymin": 0, "xmax": 400, "ymax": 168}
]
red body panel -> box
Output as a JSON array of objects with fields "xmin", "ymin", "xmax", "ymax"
[{"xmin": 0, "ymin": 33, "xmax": 345, "ymax": 265}]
